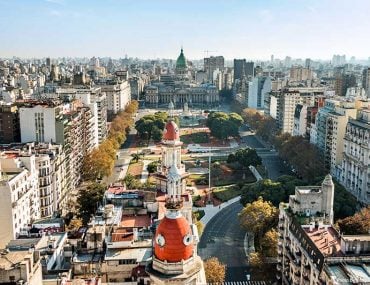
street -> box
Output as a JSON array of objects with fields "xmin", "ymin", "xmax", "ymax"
[{"xmin": 198, "ymin": 201, "xmax": 249, "ymax": 282}]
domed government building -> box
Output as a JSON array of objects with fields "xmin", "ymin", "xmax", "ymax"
[{"xmin": 145, "ymin": 48, "xmax": 220, "ymax": 108}]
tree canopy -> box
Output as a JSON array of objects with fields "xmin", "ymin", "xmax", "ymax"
[
  {"xmin": 239, "ymin": 197, "xmax": 278, "ymax": 236},
  {"xmin": 206, "ymin": 111, "xmax": 243, "ymax": 140},
  {"xmin": 227, "ymin": 148, "xmax": 262, "ymax": 168},
  {"xmin": 242, "ymin": 108, "xmax": 277, "ymax": 141},
  {"xmin": 76, "ymin": 182, "xmax": 106, "ymax": 224},
  {"xmin": 135, "ymin": 111, "xmax": 168, "ymax": 141},
  {"xmin": 204, "ymin": 257, "xmax": 226, "ymax": 284},
  {"xmin": 274, "ymin": 133, "xmax": 325, "ymax": 182},
  {"xmin": 337, "ymin": 206, "xmax": 370, "ymax": 235},
  {"xmin": 82, "ymin": 101, "xmax": 138, "ymax": 181}
]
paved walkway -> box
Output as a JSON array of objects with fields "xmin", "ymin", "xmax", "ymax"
[{"xmin": 195, "ymin": 196, "xmax": 241, "ymax": 226}]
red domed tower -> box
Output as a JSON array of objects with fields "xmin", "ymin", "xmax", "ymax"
[
  {"xmin": 147, "ymin": 197, "xmax": 206, "ymax": 284},
  {"xmin": 152, "ymin": 120, "xmax": 189, "ymax": 194}
]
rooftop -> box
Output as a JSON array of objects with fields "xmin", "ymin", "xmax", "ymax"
[
  {"xmin": 105, "ymin": 247, "xmax": 152, "ymax": 262},
  {"xmin": 303, "ymin": 225, "xmax": 341, "ymax": 257},
  {"xmin": 120, "ymin": 215, "xmax": 151, "ymax": 228},
  {"xmin": 0, "ymin": 251, "xmax": 31, "ymax": 270}
]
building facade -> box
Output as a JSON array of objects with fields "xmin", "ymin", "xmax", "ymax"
[{"xmin": 340, "ymin": 109, "xmax": 370, "ymax": 204}]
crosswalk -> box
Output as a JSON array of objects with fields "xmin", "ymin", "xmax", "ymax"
[{"xmin": 207, "ymin": 281, "xmax": 271, "ymax": 285}]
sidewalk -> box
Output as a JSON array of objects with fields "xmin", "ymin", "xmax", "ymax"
[{"xmin": 195, "ymin": 196, "xmax": 241, "ymax": 226}]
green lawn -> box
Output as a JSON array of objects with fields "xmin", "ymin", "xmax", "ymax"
[
  {"xmin": 180, "ymin": 132, "xmax": 209, "ymax": 144},
  {"xmin": 193, "ymin": 209, "xmax": 205, "ymax": 221},
  {"xmin": 213, "ymin": 185, "xmax": 242, "ymax": 202}
]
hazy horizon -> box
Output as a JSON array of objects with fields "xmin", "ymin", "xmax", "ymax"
[{"xmin": 1, "ymin": 0, "xmax": 370, "ymax": 60}]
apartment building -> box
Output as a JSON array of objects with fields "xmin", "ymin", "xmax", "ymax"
[
  {"xmin": 99, "ymin": 79, "xmax": 131, "ymax": 120},
  {"xmin": 340, "ymin": 109, "xmax": 370, "ymax": 204},
  {"xmin": 277, "ymin": 88, "xmax": 325, "ymax": 134},
  {"xmin": 278, "ymin": 175, "xmax": 370, "ymax": 284},
  {"xmin": 0, "ymin": 155, "xmax": 40, "ymax": 248},
  {"xmin": 314, "ymin": 99, "xmax": 359, "ymax": 174},
  {"xmin": 0, "ymin": 250, "xmax": 42, "ymax": 285}
]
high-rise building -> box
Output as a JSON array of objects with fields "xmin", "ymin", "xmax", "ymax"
[
  {"xmin": 233, "ymin": 59, "xmax": 254, "ymax": 81},
  {"xmin": 340, "ymin": 109, "xmax": 370, "ymax": 204},
  {"xmin": 276, "ymin": 87, "xmax": 324, "ymax": 134},
  {"xmin": 0, "ymin": 104, "xmax": 21, "ymax": 143},
  {"xmin": 248, "ymin": 76, "xmax": 272, "ymax": 109},
  {"xmin": 204, "ymin": 56, "xmax": 224, "ymax": 82},
  {"xmin": 289, "ymin": 66, "xmax": 313, "ymax": 82},
  {"xmin": 99, "ymin": 79, "xmax": 131, "ymax": 120},
  {"xmin": 334, "ymin": 72, "xmax": 356, "ymax": 97},
  {"xmin": 362, "ymin": 67, "xmax": 370, "ymax": 96},
  {"xmin": 314, "ymin": 99, "xmax": 359, "ymax": 174}
]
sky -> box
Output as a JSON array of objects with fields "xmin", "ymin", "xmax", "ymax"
[{"xmin": 1, "ymin": 0, "xmax": 370, "ymax": 60}]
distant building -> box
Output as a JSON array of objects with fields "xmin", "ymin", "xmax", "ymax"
[
  {"xmin": 0, "ymin": 104, "xmax": 20, "ymax": 143},
  {"xmin": 362, "ymin": 67, "xmax": 370, "ymax": 96},
  {"xmin": 99, "ymin": 79, "xmax": 131, "ymax": 120},
  {"xmin": 248, "ymin": 76, "xmax": 271, "ymax": 109},
  {"xmin": 289, "ymin": 66, "xmax": 313, "ymax": 82},
  {"xmin": 204, "ymin": 56, "xmax": 224, "ymax": 82},
  {"xmin": 233, "ymin": 59, "xmax": 254, "ymax": 81}
]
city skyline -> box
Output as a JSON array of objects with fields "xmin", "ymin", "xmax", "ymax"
[{"xmin": 1, "ymin": 0, "xmax": 370, "ymax": 60}]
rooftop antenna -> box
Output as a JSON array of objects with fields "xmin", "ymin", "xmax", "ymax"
[{"xmin": 203, "ymin": 50, "xmax": 218, "ymax": 57}]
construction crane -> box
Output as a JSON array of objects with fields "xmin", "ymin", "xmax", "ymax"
[{"xmin": 203, "ymin": 50, "xmax": 218, "ymax": 57}]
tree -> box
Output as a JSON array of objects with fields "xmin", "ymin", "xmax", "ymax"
[
  {"xmin": 121, "ymin": 173, "xmax": 141, "ymax": 189},
  {"xmin": 337, "ymin": 206, "xmax": 370, "ymax": 234},
  {"xmin": 151, "ymin": 126, "xmax": 163, "ymax": 142},
  {"xmin": 211, "ymin": 162, "xmax": 223, "ymax": 182},
  {"xmin": 261, "ymin": 229, "xmax": 279, "ymax": 257},
  {"xmin": 204, "ymin": 257, "xmax": 226, "ymax": 284},
  {"xmin": 135, "ymin": 112, "xmax": 168, "ymax": 140},
  {"xmin": 239, "ymin": 197, "xmax": 278, "ymax": 246},
  {"xmin": 249, "ymin": 252, "xmax": 264, "ymax": 269},
  {"xmin": 207, "ymin": 111, "xmax": 244, "ymax": 140},
  {"xmin": 131, "ymin": 153, "xmax": 141, "ymax": 163},
  {"xmin": 76, "ymin": 183, "xmax": 106, "ymax": 224},
  {"xmin": 227, "ymin": 148, "xmax": 262, "ymax": 168},
  {"xmin": 147, "ymin": 161, "xmax": 159, "ymax": 174}
]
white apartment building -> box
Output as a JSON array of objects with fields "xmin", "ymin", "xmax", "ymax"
[
  {"xmin": 314, "ymin": 99, "xmax": 361, "ymax": 174},
  {"xmin": 248, "ymin": 76, "xmax": 272, "ymax": 109},
  {"xmin": 293, "ymin": 104, "xmax": 308, "ymax": 137},
  {"xmin": 0, "ymin": 155, "xmax": 40, "ymax": 248},
  {"xmin": 100, "ymin": 80, "xmax": 131, "ymax": 118},
  {"xmin": 277, "ymin": 88, "xmax": 324, "ymax": 134},
  {"xmin": 340, "ymin": 109, "xmax": 370, "ymax": 204}
]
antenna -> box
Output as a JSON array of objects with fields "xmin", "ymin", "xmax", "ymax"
[{"xmin": 203, "ymin": 50, "xmax": 218, "ymax": 57}]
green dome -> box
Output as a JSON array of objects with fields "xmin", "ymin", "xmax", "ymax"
[{"xmin": 176, "ymin": 48, "xmax": 187, "ymax": 69}]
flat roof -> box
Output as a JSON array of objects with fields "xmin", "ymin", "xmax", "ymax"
[
  {"xmin": 105, "ymin": 247, "xmax": 152, "ymax": 262},
  {"xmin": 0, "ymin": 251, "xmax": 30, "ymax": 270},
  {"xmin": 303, "ymin": 226, "xmax": 341, "ymax": 257},
  {"xmin": 120, "ymin": 215, "xmax": 151, "ymax": 228}
]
